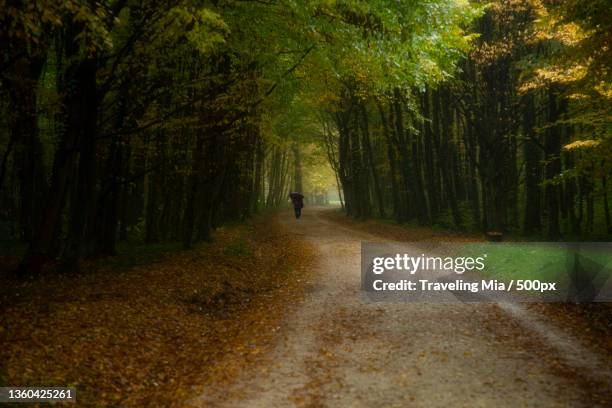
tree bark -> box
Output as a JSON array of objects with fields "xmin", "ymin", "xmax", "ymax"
[
  {"xmin": 359, "ymin": 102, "xmax": 385, "ymax": 217},
  {"xmin": 522, "ymin": 92, "xmax": 541, "ymax": 234}
]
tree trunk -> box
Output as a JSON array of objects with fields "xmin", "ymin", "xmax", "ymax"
[
  {"xmin": 391, "ymin": 88, "xmax": 411, "ymax": 222},
  {"xmin": 291, "ymin": 142, "xmax": 303, "ymax": 193},
  {"xmin": 4, "ymin": 51, "xmax": 47, "ymax": 242},
  {"xmin": 182, "ymin": 133, "xmax": 204, "ymax": 248},
  {"xmin": 522, "ymin": 93, "xmax": 541, "ymax": 234},
  {"xmin": 422, "ymin": 89, "xmax": 439, "ymax": 220},
  {"xmin": 359, "ymin": 102, "xmax": 385, "ymax": 217},
  {"xmin": 434, "ymin": 88, "xmax": 462, "ymax": 228},
  {"xmin": 603, "ymin": 172, "xmax": 611, "ymax": 233},
  {"xmin": 545, "ymin": 86, "xmax": 563, "ymax": 240},
  {"xmin": 376, "ymin": 99, "xmax": 401, "ymax": 221}
]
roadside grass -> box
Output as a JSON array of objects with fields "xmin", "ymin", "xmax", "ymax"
[
  {"xmin": 111, "ymin": 241, "xmax": 185, "ymax": 269},
  {"xmin": 223, "ymin": 238, "xmax": 254, "ymax": 258},
  {"xmin": 461, "ymin": 243, "xmax": 612, "ymax": 285}
]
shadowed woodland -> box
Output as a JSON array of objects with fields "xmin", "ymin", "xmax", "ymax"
[
  {"xmin": 0, "ymin": 0, "xmax": 610, "ymax": 274},
  {"xmin": 1, "ymin": 1, "xmax": 612, "ymax": 406}
]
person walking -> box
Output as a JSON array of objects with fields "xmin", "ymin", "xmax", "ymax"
[{"xmin": 289, "ymin": 192, "xmax": 304, "ymax": 219}]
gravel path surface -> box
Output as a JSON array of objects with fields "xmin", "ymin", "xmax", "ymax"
[{"xmin": 200, "ymin": 207, "xmax": 611, "ymax": 407}]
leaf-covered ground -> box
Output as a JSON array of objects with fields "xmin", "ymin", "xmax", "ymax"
[{"xmin": 0, "ymin": 215, "xmax": 316, "ymax": 407}]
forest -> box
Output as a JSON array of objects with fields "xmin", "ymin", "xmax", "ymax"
[
  {"xmin": 0, "ymin": 0, "xmax": 611, "ymax": 277},
  {"xmin": 1, "ymin": 1, "xmax": 612, "ymax": 406}
]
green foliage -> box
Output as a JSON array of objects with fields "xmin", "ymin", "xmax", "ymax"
[
  {"xmin": 224, "ymin": 239, "xmax": 253, "ymax": 258},
  {"xmin": 2, "ymin": 0, "xmax": 608, "ymax": 272},
  {"xmin": 517, "ymin": 0, "xmax": 611, "ymax": 176}
]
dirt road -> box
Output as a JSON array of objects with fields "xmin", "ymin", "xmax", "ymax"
[{"xmin": 199, "ymin": 207, "xmax": 611, "ymax": 407}]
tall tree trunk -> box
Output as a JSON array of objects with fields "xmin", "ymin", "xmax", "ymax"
[
  {"xmin": 60, "ymin": 56, "xmax": 100, "ymax": 268},
  {"xmin": 603, "ymin": 172, "xmax": 611, "ymax": 234},
  {"xmin": 182, "ymin": 131, "xmax": 204, "ymax": 249},
  {"xmin": 392, "ymin": 88, "xmax": 410, "ymax": 222},
  {"xmin": 434, "ymin": 88, "xmax": 462, "ymax": 228},
  {"xmin": 545, "ymin": 86, "xmax": 563, "ymax": 240},
  {"xmin": 422, "ymin": 89, "xmax": 439, "ymax": 220},
  {"xmin": 412, "ymin": 99, "xmax": 429, "ymax": 225},
  {"xmin": 4, "ymin": 51, "xmax": 47, "ymax": 242},
  {"xmin": 376, "ymin": 99, "xmax": 401, "ymax": 221},
  {"xmin": 17, "ymin": 31, "xmax": 98, "ymax": 275},
  {"xmin": 350, "ymin": 105, "xmax": 369, "ymax": 219},
  {"xmin": 359, "ymin": 102, "xmax": 385, "ymax": 217},
  {"xmin": 522, "ymin": 93, "xmax": 541, "ymax": 234},
  {"xmin": 292, "ymin": 142, "xmax": 303, "ymax": 193},
  {"xmin": 251, "ymin": 138, "xmax": 264, "ymax": 213},
  {"xmin": 0, "ymin": 137, "xmax": 15, "ymax": 196},
  {"xmin": 96, "ymin": 83, "xmax": 131, "ymax": 255},
  {"xmin": 336, "ymin": 107, "xmax": 354, "ymax": 216}
]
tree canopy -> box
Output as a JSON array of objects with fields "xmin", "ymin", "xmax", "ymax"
[{"xmin": 1, "ymin": 0, "xmax": 610, "ymax": 276}]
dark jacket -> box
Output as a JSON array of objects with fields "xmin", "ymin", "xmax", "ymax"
[{"xmin": 289, "ymin": 192, "xmax": 304, "ymax": 208}]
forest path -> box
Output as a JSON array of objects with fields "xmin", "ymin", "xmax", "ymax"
[{"xmin": 199, "ymin": 207, "xmax": 610, "ymax": 407}]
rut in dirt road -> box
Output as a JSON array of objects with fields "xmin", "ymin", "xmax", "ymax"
[{"xmin": 198, "ymin": 207, "xmax": 612, "ymax": 408}]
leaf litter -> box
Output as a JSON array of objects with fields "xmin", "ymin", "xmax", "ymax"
[{"xmin": 0, "ymin": 214, "xmax": 316, "ymax": 407}]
